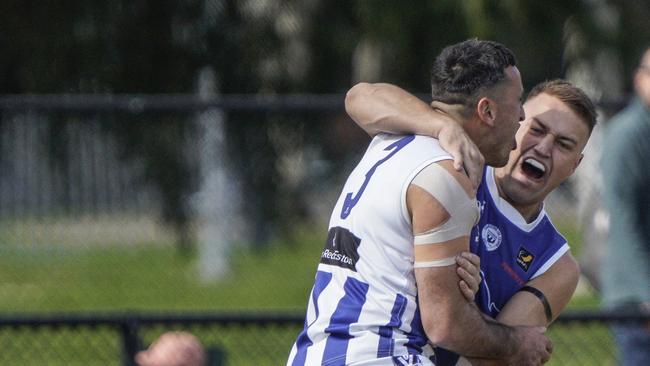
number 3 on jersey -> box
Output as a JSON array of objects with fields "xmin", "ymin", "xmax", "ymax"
[{"xmin": 340, "ymin": 135, "xmax": 415, "ymax": 219}]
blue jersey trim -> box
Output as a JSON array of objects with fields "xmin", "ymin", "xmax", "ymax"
[
  {"xmin": 404, "ymin": 305, "xmax": 428, "ymax": 354},
  {"xmin": 322, "ymin": 276, "xmax": 370, "ymax": 365},
  {"xmin": 292, "ymin": 271, "xmax": 332, "ymax": 366},
  {"xmin": 377, "ymin": 293, "xmax": 408, "ymax": 357}
]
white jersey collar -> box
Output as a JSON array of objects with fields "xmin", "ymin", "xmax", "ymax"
[{"xmin": 485, "ymin": 166, "xmax": 547, "ymax": 232}]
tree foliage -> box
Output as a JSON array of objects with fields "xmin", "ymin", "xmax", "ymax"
[{"xmin": 0, "ymin": 0, "xmax": 647, "ymax": 249}]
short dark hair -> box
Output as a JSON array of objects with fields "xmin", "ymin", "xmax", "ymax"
[
  {"xmin": 527, "ymin": 79, "xmax": 598, "ymax": 134},
  {"xmin": 430, "ymin": 39, "xmax": 517, "ymax": 109}
]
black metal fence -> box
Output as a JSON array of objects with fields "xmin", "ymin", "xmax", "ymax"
[{"xmin": 0, "ymin": 310, "xmax": 647, "ymax": 366}]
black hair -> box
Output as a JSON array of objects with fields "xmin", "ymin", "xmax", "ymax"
[{"xmin": 430, "ymin": 39, "xmax": 517, "ymax": 108}]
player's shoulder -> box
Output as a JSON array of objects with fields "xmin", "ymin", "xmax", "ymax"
[
  {"xmin": 541, "ymin": 251, "xmax": 580, "ymax": 281},
  {"xmin": 542, "ymin": 215, "xmax": 570, "ymax": 244},
  {"xmin": 369, "ymin": 133, "xmax": 444, "ymax": 154},
  {"xmin": 407, "ymin": 135, "xmax": 454, "ymax": 156},
  {"xmin": 432, "ymin": 159, "xmax": 474, "ymax": 198},
  {"xmin": 557, "ymin": 252, "xmax": 579, "ymax": 272}
]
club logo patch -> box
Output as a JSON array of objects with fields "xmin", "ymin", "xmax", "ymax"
[
  {"xmin": 481, "ymin": 224, "xmax": 502, "ymax": 251},
  {"xmin": 516, "ymin": 246, "xmax": 535, "ymax": 272}
]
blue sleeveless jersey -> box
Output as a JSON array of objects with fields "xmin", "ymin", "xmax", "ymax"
[{"xmin": 434, "ymin": 166, "xmax": 569, "ymax": 366}]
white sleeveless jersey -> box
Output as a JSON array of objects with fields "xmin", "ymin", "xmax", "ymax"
[{"xmin": 288, "ymin": 134, "xmax": 453, "ymax": 366}]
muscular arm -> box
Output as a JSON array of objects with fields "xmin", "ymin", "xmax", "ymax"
[
  {"xmin": 409, "ymin": 161, "xmax": 550, "ymax": 362},
  {"xmin": 416, "ymin": 264, "xmax": 521, "ymax": 359},
  {"xmin": 345, "ymin": 82, "xmax": 448, "ymax": 138},
  {"xmin": 464, "ymin": 253, "xmax": 578, "ymax": 365},
  {"xmin": 497, "ymin": 253, "xmax": 580, "ymax": 326},
  {"xmin": 345, "ymin": 83, "xmax": 484, "ymax": 189}
]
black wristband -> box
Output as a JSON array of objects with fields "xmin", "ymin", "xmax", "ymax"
[{"xmin": 519, "ymin": 285, "xmax": 553, "ymax": 322}]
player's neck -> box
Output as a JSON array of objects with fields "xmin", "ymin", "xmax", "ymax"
[
  {"xmin": 430, "ymin": 101, "xmax": 482, "ymax": 144},
  {"xmin": 510, "ymin": 201, "xmax": 543, "ymax": 224},
  {"xmin": 430, "ymin": 101, "xmax": 470, "ymax": 124},
  {"xmin": 493, "ymin": 173, "xmax": 543, "ymax": 223}
]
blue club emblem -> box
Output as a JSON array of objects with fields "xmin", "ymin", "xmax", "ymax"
[{"xmin": 481, "ymin": 224, "xmax": 502, "ymax": 251}]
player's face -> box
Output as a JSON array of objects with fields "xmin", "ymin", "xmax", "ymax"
[
  {"xmin": 496, "ymin": 93, "xmax": 590, "ymax": 206},
  {"xmin": 484, "ymin": 66, "xmax": 526, "ymax": 167}
]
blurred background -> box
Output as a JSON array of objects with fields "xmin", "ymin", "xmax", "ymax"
[{"xmin": 0, "ymin": 0, "xmax": 649, "ymax": 365}]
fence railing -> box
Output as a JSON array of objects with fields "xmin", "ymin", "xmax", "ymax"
[
  {"xmin": 0, "ymin": 310, "xmax": 647, "ymax": 366},
  {"xmin": 0, "ymin": 94, "xmax": 346, "ymax": 113},
  {"xmin": 0, "ymin": 94, "xmax": 628, "ymax": 113},
  {"xmin": 0, "ymin": 311, "xmax": 306, "ymax": 366}
]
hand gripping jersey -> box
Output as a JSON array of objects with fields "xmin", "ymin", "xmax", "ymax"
[
  {"xmin": 433, "ymin": 166, "xmax": 569, "ymax": 366},
  {"xmin": 287, "ymin": 134, "xmax": 454, "ymax": 366}
]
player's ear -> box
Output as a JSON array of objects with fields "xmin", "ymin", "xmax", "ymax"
[{"xmin": 477, "ymin": 97, "xmax": 496, "ymax": 127}]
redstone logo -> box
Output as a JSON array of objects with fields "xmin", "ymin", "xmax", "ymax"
[
  {"xmin": 319, "ymin": 226, "xmax": 360, "ymax": 271},
  {"xmin": 321, "ymin": 249, "xmax": 354, "ymax": 266}
]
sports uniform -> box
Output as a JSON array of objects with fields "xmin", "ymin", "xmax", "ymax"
[
  {"xmin": 287, "ymin": 134, "xmax": 454, "ymax": 366},
  {"xmin": 433, "ymin": 166, "xmax": 569, "ymax": 366}
]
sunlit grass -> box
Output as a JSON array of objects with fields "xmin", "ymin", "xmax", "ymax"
[
  {"xmin": 0, "ymin": 230, "xmax": 323, "ymax": 312},
  {"xmin": 0, "ymin": 221, "xmax": 617, "ymax": 365}
]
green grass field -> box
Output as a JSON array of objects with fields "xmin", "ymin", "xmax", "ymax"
[
  {"xmin": 0, "ymin": 223, "xmax": 615, "ymax": 365},
  {"xmin": 0, "ymin": 227, "xmax": 324, "ymax": 312}
]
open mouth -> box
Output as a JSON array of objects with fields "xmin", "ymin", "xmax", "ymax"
[{"xmin": 521, "ymin": 158, "xmax": 546, "ymax": 180}]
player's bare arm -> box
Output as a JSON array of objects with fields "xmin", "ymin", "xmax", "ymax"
[
  {"xmin": 345, "ymin": 82, "xmax": 484, "ymax": 189},
  {"xmin": 345, "ymin": 82, "xmax": 451, "ymax": 138},
  {"xmin": 455, "ymin": 253, "xmax": 578, "ymax": 365},
  {"xmin": 409, "ymin": 160, "xmax": 551, "ymax": 364},
  {"xmin": 455, "ymin": 252, "xmax": 580, "ymax": 325},
  {"xmin": 497, "ymin": 253, "xmax": 580, "ymax": 326}
]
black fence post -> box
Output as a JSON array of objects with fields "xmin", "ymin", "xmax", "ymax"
[{"xmin": 121, "ymin": 316, "xmax": 141, "ymax": 366}]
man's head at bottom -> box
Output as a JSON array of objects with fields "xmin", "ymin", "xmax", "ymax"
[{"xmin": 136, "ymin": 331, "xmax": 206, "ymax": 366}]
